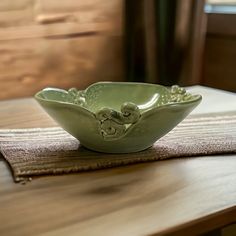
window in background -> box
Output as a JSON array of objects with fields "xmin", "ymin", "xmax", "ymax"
[{"xmin": 205, "ymin": 0, "xmax": 236, "ymax": 13}]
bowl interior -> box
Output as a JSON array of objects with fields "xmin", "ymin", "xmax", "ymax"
[
  {"xmin": 36, "ymin": 82, "xmax": 201, "ymax": 115},
  {"xmin": 36, "ymin": 87, "xmax": 68, "ymax": 101},
  {"xmin": 84, "ymin": 83, "xmax": 170, "ymax": 113}
]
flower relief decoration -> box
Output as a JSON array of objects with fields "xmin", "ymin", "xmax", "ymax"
[
  {"xmin": 169, "ymin": 85, "xmax": 194, "ymax": 102},
  {"xmin": 66, "ymin": 88, "xmax": 86, "ymax": 106},
  {"xmin": 95, "ymin": 103, "xmax": 141, "ymax": 140},
  {"xmin": 64, "ymin": 85, "xmax": 195, "ymax": 141}
]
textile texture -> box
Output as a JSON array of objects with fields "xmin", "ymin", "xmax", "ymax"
[{"xmin": 0, "ymin": 112, "xmax": 235, "ymax": 183}]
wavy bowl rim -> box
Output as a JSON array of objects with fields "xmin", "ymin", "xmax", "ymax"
[{"xmin": 35, "ymin": 82, "xmax": 202, "ymax": 117}]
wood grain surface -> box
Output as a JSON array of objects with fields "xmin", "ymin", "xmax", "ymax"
[{"xmin": 0, "ymin": 87, "xmax": 236, "ymax": 236}]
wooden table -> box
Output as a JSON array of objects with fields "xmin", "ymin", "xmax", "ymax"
[{"xmin": 0, "ymin": 86, "xmax": 236, "ymax": 236}]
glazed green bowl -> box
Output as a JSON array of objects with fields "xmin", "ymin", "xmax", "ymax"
[{"xmin": 35, "ymin": 82, "xmax": 202, "ymax": 153}]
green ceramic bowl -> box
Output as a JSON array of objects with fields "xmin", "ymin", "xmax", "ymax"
[{"xmin": 35, "ymin": 82, "xmax": 202, "ymax": 153}]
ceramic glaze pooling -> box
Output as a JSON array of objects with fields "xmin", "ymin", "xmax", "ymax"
[{"xmin": 35, "ymin": 82, "xmax": 202, "ymax": 153}]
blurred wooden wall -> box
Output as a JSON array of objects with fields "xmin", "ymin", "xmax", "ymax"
[
  {"xmin": 0, "ymin": 0, "xmax": 124, "ymax": 100},
  {"xmin": 203, "ymin": 13, "xmax": 236, "ymax": 92}
]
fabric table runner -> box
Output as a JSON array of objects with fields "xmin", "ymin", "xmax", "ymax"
[{"xmin": 0, "ymin": 112, "xmax": 235, "ymax": 183}]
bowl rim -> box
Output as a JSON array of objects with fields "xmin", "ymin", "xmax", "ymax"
[{"xmin": 35, "ymin": 82, "xmax": 202, "ymax": 116}]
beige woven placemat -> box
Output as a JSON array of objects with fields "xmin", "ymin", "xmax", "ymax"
[{"xmin": 0, "ymin": 112, "xmax": 236, "ymax": 183}]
